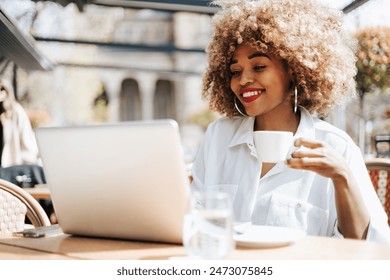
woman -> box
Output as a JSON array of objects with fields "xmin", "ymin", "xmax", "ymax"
[
  {"xmin": 0, "ymin": 79, "xmax": 41, "ymax": 167},
  {"xmin": 191, "ymin": 0, "xmax": 390, "ymax": 242}
]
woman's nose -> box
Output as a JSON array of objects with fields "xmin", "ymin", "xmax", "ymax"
[{"xmin": 239, "ymin": 71, "xmax": 254, "ymax": 86}]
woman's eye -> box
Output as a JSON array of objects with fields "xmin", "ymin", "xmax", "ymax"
[
  {"xmin": 254, "ymin": 65, "xmax": 266, "ymax": 71},
  {"xmin": 230, "ymin": 70, "xmax": 241, "ymax": 77}
]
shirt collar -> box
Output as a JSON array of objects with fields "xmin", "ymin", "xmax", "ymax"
[
  {"xmin": 294, "ymin": 106, "xmax": 316, "ymax": 140},
  {"xmin": 228, "ymin": 117, "xmax": 256, "ymax": 148}
]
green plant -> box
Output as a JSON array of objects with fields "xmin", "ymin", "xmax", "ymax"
[
  {"xmin": 354, "ymin": 27, "xmax": 390, "ymax": 153},
  {"xmin": 187, "ymin": 108, "xmax": 219, "ymax": 130},
  {"xmin": 355, "ymin": 27, "xmax": 390, "ymax": 97}
]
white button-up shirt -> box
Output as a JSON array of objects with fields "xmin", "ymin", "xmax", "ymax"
[{"xmin": 191, "ymin": 108, "xmax": 390, "ymax": 243}]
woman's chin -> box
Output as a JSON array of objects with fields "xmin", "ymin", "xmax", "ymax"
[{"xmin": 244, "ymin": 108, "xmax": 259, "ymax": 117}]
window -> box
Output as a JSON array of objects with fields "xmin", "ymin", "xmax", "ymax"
[
  {"xmin": 154, "ymin": 79, "xmax": 175, "ymax": 119},
  {"xmin": 120, "ymin": 79, "xmax": 141, "ymax": 121}
]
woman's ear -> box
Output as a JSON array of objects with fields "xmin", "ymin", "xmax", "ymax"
[
  {"xmin": 288, "ymin": 68, "xmax": 295, "ymax": 80},
  {"xmin": 287, "ymin": 68, "xmax": 296, "ymax": 90}
]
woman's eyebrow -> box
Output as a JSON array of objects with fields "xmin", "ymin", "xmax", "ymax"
[
  {"xmin": 230, "ymin": 52, "xmax": 270, "ymax": 65},
  {"xmin": 248, "ymin": 52, "xmax": 270, "ymax": 60}
]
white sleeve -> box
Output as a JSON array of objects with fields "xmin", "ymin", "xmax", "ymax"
[{"xmin": 15, "ymin": 104, "xmax": 41, "ymax": 165}]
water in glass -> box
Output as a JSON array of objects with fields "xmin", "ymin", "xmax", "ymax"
[{"xmin": 183, "ymin": 192, "xmax": 234, "ymax": 259}]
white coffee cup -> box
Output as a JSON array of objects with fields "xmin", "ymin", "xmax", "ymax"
[{"xmin": 253, "ymin": 131, "xmax": 293, "ymax": 163}]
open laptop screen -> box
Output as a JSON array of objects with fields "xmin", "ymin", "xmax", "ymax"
[{"xmin": 35, "ymin": 120, "xmax": 190, "ymax": 244}]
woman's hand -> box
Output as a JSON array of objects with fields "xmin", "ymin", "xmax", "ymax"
[
  {"xmin": 286, "ymin": 137, "xmax": 370, "ymax": 239},
  {"xmin": 285, "ymin": 137, "xmax": 350, "ymax": 182}
]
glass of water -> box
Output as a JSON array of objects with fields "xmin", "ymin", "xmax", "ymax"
[{"xmin": 183, "ymin": 191, "xmax": 234, "ymax": 260}]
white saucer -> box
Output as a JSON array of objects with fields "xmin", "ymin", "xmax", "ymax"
[{"xmin": 234, "ymin": 225, "xmax": 306, "ymax": 248}]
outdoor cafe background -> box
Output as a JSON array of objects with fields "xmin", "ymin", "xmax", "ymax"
[{"xmin": 0, "ymin": 0, "xmax": 389, "ymax": 224}]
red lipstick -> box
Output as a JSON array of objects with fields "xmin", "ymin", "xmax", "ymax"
[{"xmin": 240, "ymin": 88, "xmax": 263, "ymax": 103}]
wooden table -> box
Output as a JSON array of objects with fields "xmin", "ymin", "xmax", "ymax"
[
  {"xmin": 0, "ymin": 243, "xmax": 72, "ymax": 260},
  {"xmin": 1, "ymin": 232, "xmax": 390, "ymax": 260},
  {"xmin": 24, "ymin": 184, "xmax": 51, "ymax": 200}
]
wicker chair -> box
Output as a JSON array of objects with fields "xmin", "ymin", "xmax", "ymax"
[
  {"xmin": 0, "ymin": 178, "xmax": 50, "ymax": 234},
  {"xmin": 365, "ymin": 158, "xmax": 390, "ymax": 226}
]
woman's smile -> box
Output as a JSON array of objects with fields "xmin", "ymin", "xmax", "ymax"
[{"xmin": 240, "ymin": 88, "xmax": 264, "ymax": 103}]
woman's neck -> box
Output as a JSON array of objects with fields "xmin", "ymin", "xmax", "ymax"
[{"xmin": 254, "ymin": 108, "xmax": 301, "ymax": 134}]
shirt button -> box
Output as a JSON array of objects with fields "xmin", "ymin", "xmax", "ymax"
[{"xmin": 296, "ymin": 203, "xmax": 302, "ymax": 208}]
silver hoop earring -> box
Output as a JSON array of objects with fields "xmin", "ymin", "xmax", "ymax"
[
  {"xmin": 234, "ymin": 96, "xmax": 249, "ymax": 117},
  {"xmin": 294, "ymin": 86, "xmax": 298, "ymax": 114}
]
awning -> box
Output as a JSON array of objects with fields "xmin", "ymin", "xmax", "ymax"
[{"xmin": 0, "ymin": 8, "xmax": 54, "ymax": 71}]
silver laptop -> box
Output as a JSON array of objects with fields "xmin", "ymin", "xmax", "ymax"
[{"xmin": 35, "ymin": 120, "xmax": 190, "ymax": 244}]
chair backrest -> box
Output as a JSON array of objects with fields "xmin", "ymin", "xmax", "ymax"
[
  {"xmin": 365, "ymin": 158, "xmax": 390, "ymax": 225},
  {"xmin": 0, "ymin": 178, "xmax": 50, "ymax": 234}
]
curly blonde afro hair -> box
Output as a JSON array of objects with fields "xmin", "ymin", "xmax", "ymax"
[{"xmin": 203, "ymin": 0, "xmax": 357, "ymax": 117}]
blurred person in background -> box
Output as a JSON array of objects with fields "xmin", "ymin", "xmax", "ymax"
[
  {"xmin": 0, "ymin": 79, "xmax": 52, "ymax": 221},
  {"xmin": 0, "ymin": 79, "xmax": 41, "ymax": 168}
]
